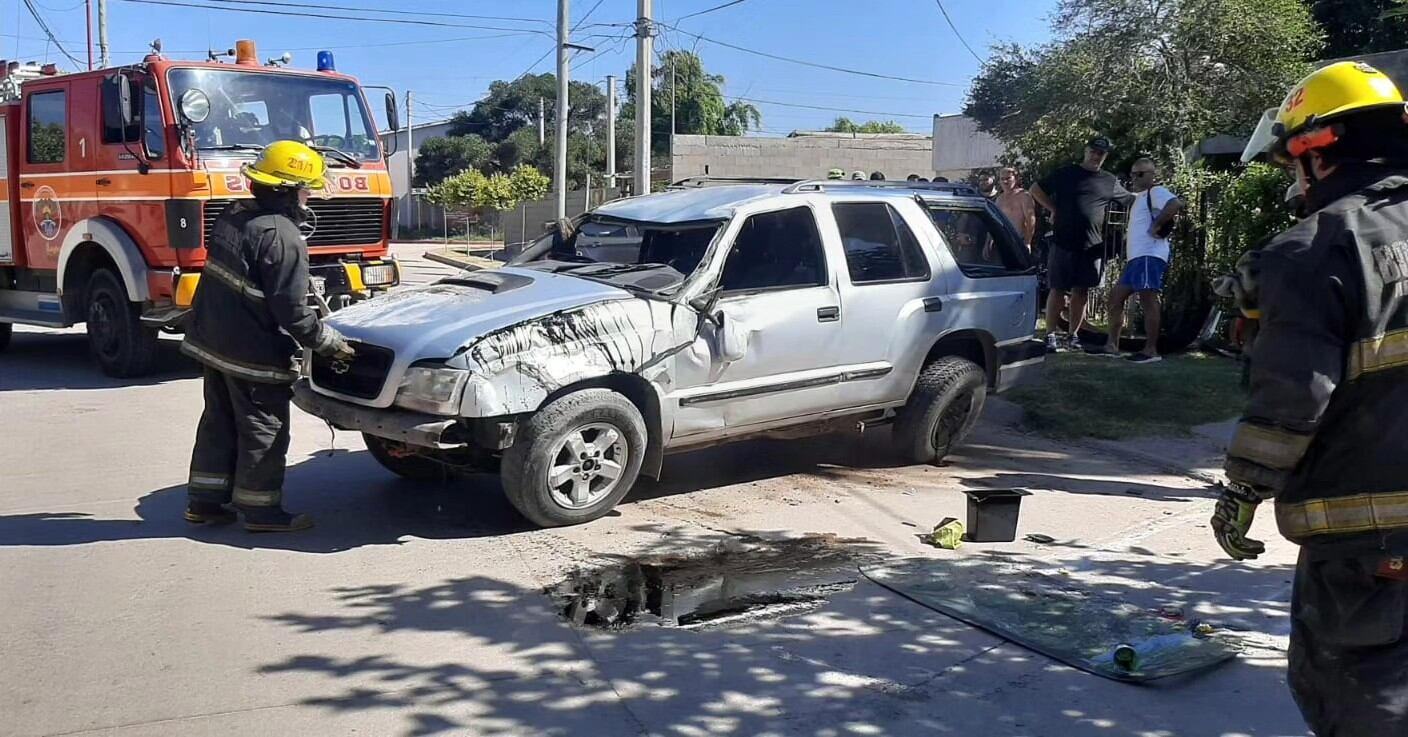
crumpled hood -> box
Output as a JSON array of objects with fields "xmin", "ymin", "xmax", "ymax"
[{"xmin": 326, "ymin": 266, "xmax": 635, "ymax": 360}]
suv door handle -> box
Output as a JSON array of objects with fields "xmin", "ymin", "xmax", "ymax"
[
  {"xmin": 817, "ymin": 306, "xmax": 840, "ymax": 322},
  {"xmin": 96, "ymin": 177, "xmax": 112, "ymax": 186},
  {"xmin": 923, "ymin": 297, "xmax": 943, "ymax": 313}
]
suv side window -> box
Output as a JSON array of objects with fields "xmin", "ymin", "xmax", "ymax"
[
  {"xmin": 927, "ymin": 205, "xmax": 1033, "ymax": 277},
  {"xmin": 28, "ymin": 90, "xmax": 66, "ymax": 164},
  {"xmin": 719, "ymin": 207, "xmax": 827, "ymax": 292},
  {"xmin": 832, "ymin": 202, "xmax": 930, "ymax": 283}
]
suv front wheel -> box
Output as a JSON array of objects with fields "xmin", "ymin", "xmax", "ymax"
[
  {"xmin": 501, "ymin": 388, "xmax": 646, "ymax": 527},
  {"xmin": 894, "ymin": 356, "xmax": 987, "ymax": 465}
]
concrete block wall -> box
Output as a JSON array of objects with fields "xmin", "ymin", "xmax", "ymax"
[{"xmin": 670, "ymin": 133, "xmax": 937, "ymax": 181}]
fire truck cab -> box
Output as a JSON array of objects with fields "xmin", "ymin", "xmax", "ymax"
[{"xmin": 0, "ymin": 40, "xmax": 400, "ymax": 377}]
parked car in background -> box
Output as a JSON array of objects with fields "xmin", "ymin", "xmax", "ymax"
[{"xmin": 292, "ymin": 178, "xmax": 1045, "ymax": 527}]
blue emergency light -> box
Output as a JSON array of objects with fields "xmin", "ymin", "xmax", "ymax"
[{"xmin": 317, "ymin": 50, "xmax": 335, "ymax": 72}]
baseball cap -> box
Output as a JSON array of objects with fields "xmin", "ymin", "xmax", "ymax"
[{"xmin": 1087, "ymin": 136, "xmax": 1112, "ymax": 152}]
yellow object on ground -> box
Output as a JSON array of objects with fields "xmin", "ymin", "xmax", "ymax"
[{"xmin": 928, "ymin": 518, "xmax": 965, "ymax": 550}]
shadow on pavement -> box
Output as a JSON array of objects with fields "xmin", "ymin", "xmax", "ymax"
[
  {"xmin": 249, "ymin": 533, "xmax": 1307, "ymax": 737},
  {"xmin": 0, "ymin": 332, "xmax": 198, "ymax": 391}
]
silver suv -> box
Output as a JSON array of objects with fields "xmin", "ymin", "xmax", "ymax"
[{"xmin": 293, "ymin": 179, "xmax": 1044, "ymax": 527}]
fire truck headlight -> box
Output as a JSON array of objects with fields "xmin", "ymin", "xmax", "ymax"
[
  {"xmin": 179, "ymin": 89, "xmax": 210, "ymax": 123},
  {"xmin": 360, "ymin": 262, "xmax": 398, "ymax": 288}
]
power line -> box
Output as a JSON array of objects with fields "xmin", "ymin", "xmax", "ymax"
[
  {"xmin": 933, "ymin": 0, "xmax": 983, "ymax": 63},
  {"xmin": 726, "ymin": 94, "xmax": 932, "ymax": 120},
  {"xmin": 572, "ymin": 0, "xmax": 606, "ymax": 31},
  {"xmin": 19, "ymin": 0, "xmax": 82, "ymax": 67},
  {"xmin": 115, "ymin": 0, "xmax": 555, "ymax": 34},
  {"xmin": 674, "ymin": 0, "xmax": 750, "ymax": 22},
  {"xmin": 194, "ymin": 0, "xmax": 548, "ymax": 24},
  {"xmin": 656, "ymin": 21, "xmax": 963, "ymax": 87}
]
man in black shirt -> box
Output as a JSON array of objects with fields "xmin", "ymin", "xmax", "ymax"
[{"xmin": 1032, "ymin": 137, "xmax": 1131, "ymax": 350}]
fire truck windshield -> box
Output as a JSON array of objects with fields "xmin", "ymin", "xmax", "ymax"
[{"xmin": 166, "ymin": 67, "xmax": 380, "ymax": 162}]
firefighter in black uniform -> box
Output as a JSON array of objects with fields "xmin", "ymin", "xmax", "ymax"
[
  {"xmin": 180, "ymin": 140, "xmax": 353, "ymax": 532},
  {"xmin": 1215, "ymin": 61, "xmax": 1408, "ymax": 734}
]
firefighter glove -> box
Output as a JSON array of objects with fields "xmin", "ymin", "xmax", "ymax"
[
  {"xmin": 315, "ymin": 326, "xmax": 356, "ymax": 361},
  {"xmin": 1211, "ymin": 481, "xmax": 1267, "ymax": 561}
]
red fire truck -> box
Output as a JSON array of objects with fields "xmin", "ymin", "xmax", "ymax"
[{"xmin": 0, "ymin": 39, "xmax": 400, "ymax": 376}]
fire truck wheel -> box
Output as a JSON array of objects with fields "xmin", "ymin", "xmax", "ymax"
[
  {"xmin": 86, "ymin": 269, "xmax": 159, "ymax": 378},
  {"xmin": 0, "ymin": 322, "xmax": 11, "ymax": 353}
]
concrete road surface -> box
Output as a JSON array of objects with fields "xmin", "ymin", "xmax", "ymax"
[{"xmin": 1, "ymin": 245, "xmax": 1307, "ymax": 736}]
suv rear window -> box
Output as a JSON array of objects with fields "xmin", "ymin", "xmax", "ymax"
[
  {"xmin": 926, "ymin": 205, "xmax": 1034, "ymax": 277},
  {"xmin": 832, "ymin": 202, "xmax": 930, "ymax": 284}
]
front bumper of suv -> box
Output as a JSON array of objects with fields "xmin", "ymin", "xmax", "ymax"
[{"xmin": 292, "ymin": 379, "xmax": 517, "ymax": 450}]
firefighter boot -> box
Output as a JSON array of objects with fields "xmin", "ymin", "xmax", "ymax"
[
  {"xmin": 184, "ymin": 501, "xmax": 237, "ymax": 525},
  {"xmin": 239, "ymin": 505, "xmax": 315, "ymax": 533}
]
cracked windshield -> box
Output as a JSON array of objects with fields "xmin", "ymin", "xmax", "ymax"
[{"xmin": 4, "ymin": 0, "xmax": 1406, "ymax": 735}]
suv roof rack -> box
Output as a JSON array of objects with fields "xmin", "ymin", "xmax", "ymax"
[
  {"xmin": 782, "ymin": 179, "xmax": 981, "ymax": 196},
  {"xmin": 668, "ymin": 176, "xmax": 805, "ymax": 189}
]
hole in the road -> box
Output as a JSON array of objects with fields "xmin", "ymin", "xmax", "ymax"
[{"xmin": 552, "ymin": 535, "xmax": 882, "ymax": 630}]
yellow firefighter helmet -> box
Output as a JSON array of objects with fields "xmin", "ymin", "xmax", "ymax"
[
  {"xmin": 242, "ymin": 140, "xmax": 327, "ymax": 190},
  {"xmin": 1242, "ymin": 62, "xmax": 1405, "ymax": 162}
]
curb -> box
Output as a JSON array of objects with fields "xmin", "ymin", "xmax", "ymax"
[{"xmin": 423, "ymin": 250, "xmax": 487, "ymax": 271}]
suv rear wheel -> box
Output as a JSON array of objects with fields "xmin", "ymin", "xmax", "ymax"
[
  {"xmin": 86, "ymin": 269, "xmax": 159, "ymax": 378},
  {"xmin": 894, "ymin": 356, "xmax": 987, "ymax": 464},
  {"xmin": 501, "ymin": 389, "xmax": 646, "ymax": 527}
]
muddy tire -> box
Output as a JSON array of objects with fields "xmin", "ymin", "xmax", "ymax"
[
  {"xmin": 894, "ymin": 356, "xmax": 987, "ymax": 465},
  {"xmin": 86, "ymin": 269, "xmax": 159, "ymax": 378},
  {"xmin": 0, "ymin": 322, "xmax": 11, "ymax": 353},
  {"xmin": 363, "ymin": 433, "xmax": 452, "ymax": 482},
  {"xmin": 501, "ymin": 389, "xmax": 646, "ymax": 527}
]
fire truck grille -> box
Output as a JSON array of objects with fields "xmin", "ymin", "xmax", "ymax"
[
  {"xmin": 202, "ymin": 198, "xmax": 384, "ymax": 248},
  {"xmin": 310, "ymin": 341, "xmax": 394, "ymax": 400}
]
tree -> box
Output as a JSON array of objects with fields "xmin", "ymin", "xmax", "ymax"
[
  {"xmin": 448, "ymin": 73, "xmax": 607, "ymax": 143},
  {"xmin": 620, "ymin": 50, "xmax": 761, "ymax": 157},
  {"xmin": 824, "ymin": 117, "xmax": 907, "ymax": 134},
  {"xmin": 423, "ymin": 165, "xmax": 553, "ymax": 222},
  {"xmin": 1309, "ymin": 0, "xmax": 1408, "ymax": 58},
  {"xmin": 413, "ymin": 134, "xmax": 493, "ymax": 186},
  {"xmin": 964, "ymin": 0, "xmax": 1323, "ymax": 176}
]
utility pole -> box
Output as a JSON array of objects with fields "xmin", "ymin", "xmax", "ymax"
[
  {"xmin": 605, "ymin": 75, "xmax": 616, "ymax": 193},
  {"xmin": 670, "ymin": 56, "xmax": 676, "ymax": 138},
  {"xmin": 634, "ymin": 0, "xmax": 653, "ymax": 196},
  {"xmin": 97, "ymin": 0, "xmax": 110, "ymax": 68},
  {"xmin": 85, "ymin": 1, "xmax": 94, "ymax": 70},
  {"xmin": 538, "ymin": 97, "xmax": 546, "ymax": 145},
  {"xmin": 406, "ymin": 90, "xmax": 415, "ymax": 229},
  {"xmin": 554, "ymin": 0, "xmax": 570, "ymax": 220}
]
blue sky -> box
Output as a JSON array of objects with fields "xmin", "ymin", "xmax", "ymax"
[{"xmin": 4, "ymin": 0, "xmax": 1059, "ymax": 134}]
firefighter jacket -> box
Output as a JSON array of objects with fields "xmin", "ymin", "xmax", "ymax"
[
  {"xmin": 181, "ymin": 200, "xmax": 342, "ymax": 384},
  {"xmin": 1225, "ymin": 163, "xmax": 1408, "ymax": 554}
]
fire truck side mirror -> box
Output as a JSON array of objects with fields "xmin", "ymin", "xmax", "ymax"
[
  {"xmin": 117, "ymin": 74, "xmax": 136, "ymax": 131},
  {"xmin": 384, "ymin": 92, "xmax": 400, "ymax": 134}
]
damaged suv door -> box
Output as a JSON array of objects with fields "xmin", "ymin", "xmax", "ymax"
[{"xmin": 669, "ymin": 205, "xmax": 845, "ymax": 438}]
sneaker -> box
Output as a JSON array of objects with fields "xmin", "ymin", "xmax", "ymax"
[
  {"xmin": 1126, "ymin": 353, "xmax": 1163, "ymax": 364},
  {"xmin": 1084, "ymin": 343, "xmax": 1121, "ymax": 357},
  {"xmin": 1045, "ymin": 333, "xmax": 1064, "ymax": 353},
  {"xmin": 1063, "ymin": 334, "xmax": 1084, "ymax": 352}
]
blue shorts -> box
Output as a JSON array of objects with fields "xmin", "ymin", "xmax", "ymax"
[{"xmin": 1118, "ymin": 256, "xmax": 1167, "ymax": 292}]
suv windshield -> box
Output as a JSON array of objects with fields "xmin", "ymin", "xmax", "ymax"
[
  {"xmin": 167, "ymin": 68, "xmax": 379, "ymax": 161},
  {"xmin": 523, "ymin": 215, "xmax": 722, "ymax": 293}
]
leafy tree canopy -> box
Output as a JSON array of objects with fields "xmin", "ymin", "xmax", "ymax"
[
  {"xmin": 964, "ymin": 0, "xmax": 1322, "ymax": 176},
  {"xmin": 620, "ymin": 50, "xmax": 761, "ymax": 156},
  {"xmin": 824, "ymin": 117, "xmax": 908, "ymax": 134},
  {"xmin": 413, "ymin": 134, "xmax": 493, "ymax": 187}
]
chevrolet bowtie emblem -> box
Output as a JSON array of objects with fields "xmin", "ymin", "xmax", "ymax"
[{"xmin": 329, "ymin": 359, "xmax": 351, "ymax": 375}]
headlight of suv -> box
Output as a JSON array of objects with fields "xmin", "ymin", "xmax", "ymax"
[{"xmin": 394, "ymin": 365, "xmax": 469, "ymax": 415}]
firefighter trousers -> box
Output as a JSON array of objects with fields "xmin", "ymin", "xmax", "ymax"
[
  {"xmin": 187, "ymin": 366, "xmax": 293, "ymax": 509},
  {"xmin": 1290, "ymin": 550, "xmax": 1408, "ymax": 736}
]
